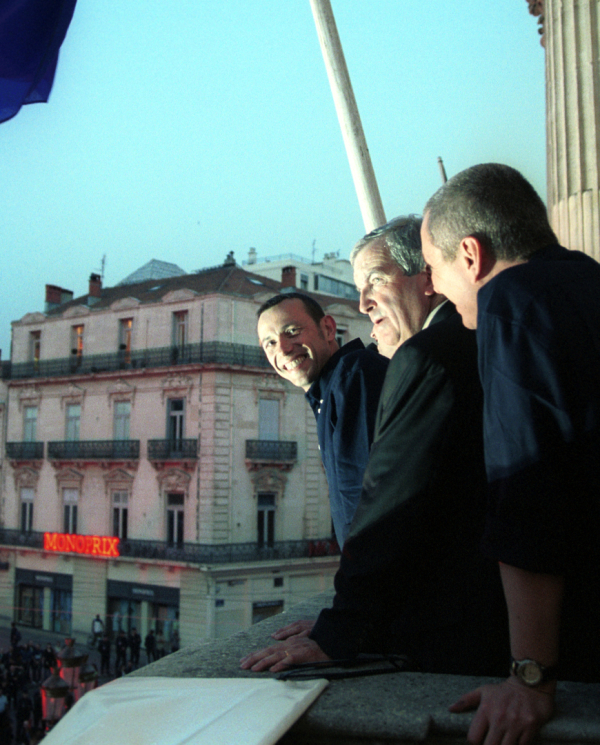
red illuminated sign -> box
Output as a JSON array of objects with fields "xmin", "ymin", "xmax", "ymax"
[{"xmin": 44, "ymin": 533, "xmax": 120, "ymax": 558}]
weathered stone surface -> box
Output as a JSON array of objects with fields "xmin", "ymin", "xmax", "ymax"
[{"xmin": 131, "ymin": 591, "xmax": 600, "ymax": 744}]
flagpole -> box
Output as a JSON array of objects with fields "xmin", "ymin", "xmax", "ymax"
[{"xmin": 309, "ymin": 0, "xmax": 386, "ymax": 233}]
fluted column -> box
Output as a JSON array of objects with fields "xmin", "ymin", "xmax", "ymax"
[{"xmin": 544, "ymin": 0, "xmax": 600, "ymax": 259}]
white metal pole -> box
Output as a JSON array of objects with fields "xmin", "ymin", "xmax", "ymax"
[{"xmin": 309, "ymin": 0, "xmax": 386, "ymax": 233}]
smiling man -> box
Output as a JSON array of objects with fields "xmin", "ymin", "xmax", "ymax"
[
  {"xmin": 422, "ymin": 163, "xmax": 600, "ymax": 745},
  {"xmin": 257, "ymin": 292, "xmax": 388, "ymax": 547}
]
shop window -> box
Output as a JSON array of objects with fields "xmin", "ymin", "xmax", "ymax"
[
  {"xmin": 257, "ymin": 493, "xmax": 275, "ymax": 548},
  {"xmin": 252, "ymin": 600, "xmax": 283, "ymax": 624},
  {"xmin": 20, "ymin": 487, "xmax": 34, "ymax": 532},
  {"xmin": 17, "ymin": 585, "xmax": 44, "ymax": 629},
  {"xmin": 51, "ymin": 589, "xmax": 72, "ymax": 634},
  {"xmin": 113, "ymin": 401, "xmax": 131, "ymax": 440},
  {"xmin": 63, "ymin": 488, "xmax": 78, "ymax": 534},
  {"xmin": 167, "ymin": 493, "xmax": 184, "ymax": 547},
  {"xmin": 112, "ymin": 491, "xmax": 128, "ymax": 539}
]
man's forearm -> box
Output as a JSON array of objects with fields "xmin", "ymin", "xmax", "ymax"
[{"xmin": 500, "ymin": 562, "xmax": 564, "ymax": 677}]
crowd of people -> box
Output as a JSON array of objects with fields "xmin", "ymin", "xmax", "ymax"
[{"xmin": 0, "ymin": 618, "xmax": 180, "ymax": 744}]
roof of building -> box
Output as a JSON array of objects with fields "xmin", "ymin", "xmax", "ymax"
[
  {"xmin": 117, "ymin": 259, "xmax": 187, "ymax": 286},
  {"xmin": 45, "ymin": 261, "xmax": 361, "ymax": 317}
]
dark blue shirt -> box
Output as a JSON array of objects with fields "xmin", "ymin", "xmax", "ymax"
[
  {"xmin": 477, "ymin": 245, "xmax": 600, "ymax": 682},
  {"xmin": 305, "ymin": 339, "xmax": 388, "ymax": 546}
]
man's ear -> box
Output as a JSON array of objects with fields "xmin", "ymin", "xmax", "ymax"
[
  {"xmin": 320, "ymin": 314, "xmax": 337, "ymax": 341},
  {"xmin": 458, "ymin": 236, "xmax": 489, "ymax": 283},
  {"xmin": 423, "ymin": 265, "xmax": 435, "ymax": 297}
]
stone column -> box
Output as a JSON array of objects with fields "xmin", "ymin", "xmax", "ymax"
[{"xmin": 531, "ymin": 0, "xmax": 600, "ymax": 259}]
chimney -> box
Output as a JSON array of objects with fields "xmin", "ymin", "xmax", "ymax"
[
  {"xmin": 248, "ymin": 247, "xmax": 257, "ymax": 265},
  {"xmin": 89, "ymin": 273, "xmax": 102, "ymax": 298},
  {"xmin": 45, "ymin": 284, "xmax": 73, "ymax": 313},
  {"xmin": 281, "ymin": 266, "xmax": 297, "ymax": 288}
]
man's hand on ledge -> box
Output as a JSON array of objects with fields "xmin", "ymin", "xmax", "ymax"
[
  {"xmin": 270, "ymin": 619, "xmax": 315, "ymax": 640},
  {"xmin": 239, "ymin": 635, "xmax": 330, "ymax": 673},
  {"xmin": 450, "ymin": 677, "xmax": 555, "ymax": 745}
]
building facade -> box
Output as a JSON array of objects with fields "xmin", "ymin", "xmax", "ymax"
[{"xmin": 0, "ymin": 260, "xmax": 372, "ymax": 647}]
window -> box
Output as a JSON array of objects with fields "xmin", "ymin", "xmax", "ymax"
[
  {"xmin": 119, "ymin": 318, "xmax": 133, "ymax": 362},
  {"xmin": 172, "ymin": 311, "xmax": 188, "ymax": 347},
  {"xmin": 21, "ymin": 487, "xmax": 34, "ymax": 532},
  {"xmin": 257, "ymin": 492, "xmax": 275, "ymax": 548},
  {"xmin": 258, "ymin": 399, "xmax": 279, "ymax": 441},
  {"xmin": 71, "ymin": 325, "xmax": 84, "ymax": 364},
  {"xmin": 252, "ymin": 600, "xmax": 283, "ymax": 624},
  {"xmin": 65, "ymin": 404, "xmax": 81, "ymax": 441},
  {"xmin": 23, "ymin": 406, "xmax": 37, "ymax": 442},
  {"xmin": 30, "ymin": 330, "xmax": 41, "ymax": 366},
  {"xmin": 63, "ymin": 488, "xmax": 78, "ymax": 534},
  {"xmin": 335, "ymin": 328, "xmax": 347, "ymax": 348},
  {"xmin": 112, "ymin": 491, "xmax": 128, "ymax": 539},
  {"xmin": 113, "ymin": 401, "xmax": 131, "ymax": 440},
  {"xmin": 300, "ymin": 274, "xmax": 309, "ymax": 290},
  {"xmin": 167, "ymin": 399, "xmax": 184, "ymax": 442},
  {"xmin": 167, "ymin": 493, "xmax": 184, "ymax": 547}
]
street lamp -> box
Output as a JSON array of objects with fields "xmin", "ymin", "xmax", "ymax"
[
  {"xmin": 57, "ymin": 638, "xmax": 88, "ymax": 699},
  {"xmin": 41, "ymin": 668, "xmax": 69, "ymax": 731},
  {"xmin": 78, "ymin": 661, "xmax": 99, "ymax": 697}
]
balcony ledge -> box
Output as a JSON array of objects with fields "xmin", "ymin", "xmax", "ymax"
[{"xmin": 130, "ymin": 591, "xmax": 600, "ymax": 744}]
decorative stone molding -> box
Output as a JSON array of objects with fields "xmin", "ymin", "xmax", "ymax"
[
  {"xmin": 12, "ymin": 466, "xmax": 41, "ymax": 491},
  {"xmin": 110, "ymin": 297, "xmax": 140, "ymax": 310},
  {"xmin": 54, "ymin": 467, "xmax": 84, "ymax": 489},
  {"xmin": 103, "ymin": 467, "xmax": 135, "ymax": 497},
  {"xmin": 526, "ymin": 0, "xmax": 546, "ymax": 46},
  {"xmin": 157, "ymin": 468, "xmax": 192, "ymax": 499},
  {"xmin": 17, "ymin": 386, "xmax": 42, "ymax": 411},
  {"xmin": 248, "ymin": 467, "xmax": 288, "ymax": 496},
  {"xmin": 107, "ymin": 379, "xmax": 136, "ymax": 407},
  {"xmin": 161, "ymin": 375, "xmax": 193, "ymax": 404},
  {"xmin": 252, "ymin": 374, "xmax": 287, "ymax": 406},
  {"xmin": 63, "ymin": 305, "xmax": 90, "ymax": 318},
  {"xmin": 323, "ymin": 302, "xmax": 360, "ymax": 320},
  {"xmin": 19, "ymin": 312, "xmax": 46, "ymax": 325},
  {"xmin": 162, "ymin": 289, "xmax": 198, "ymax": 303},
  {"xmin": 60, "ymin": 383, "xmax": 85, "ymax": 410}
]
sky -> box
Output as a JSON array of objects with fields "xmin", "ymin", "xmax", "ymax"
[{"xmin": 1, "ymin": 0, "xmax": 546, "ymax": 357}]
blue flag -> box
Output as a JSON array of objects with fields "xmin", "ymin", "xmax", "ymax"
[{"xmin": 0, "ymin": 0, "xmax": 77, "ymax": 124}]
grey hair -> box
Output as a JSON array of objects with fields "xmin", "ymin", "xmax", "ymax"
[
  {"xmin": 350, "ymin": 214, "xmax": 424, "ymax": 276},
  {"xmin": 424, "ymin": 163, "xmax": 557, "ymax": 262}
]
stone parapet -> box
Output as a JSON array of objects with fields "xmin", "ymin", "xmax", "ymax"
[{"xmin": 130, "ymin": 591, "xmax": 600, "ymax": 744}]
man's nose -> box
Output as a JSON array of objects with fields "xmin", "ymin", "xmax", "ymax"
[
  {"xmin": 359, "ymin": 287, "xmax": 374, "ymax": 315},
  {"xmin": 279, "ymin": 335, "xmax": 294, "ymax": 354}
]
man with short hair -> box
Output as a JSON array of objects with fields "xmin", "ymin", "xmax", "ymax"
[
  {"xmin": 256, "ymin": 291, "xmax": 388, "ymax": 547},
  {"xmin": 422, "ymin": 162, "xmax": 600, "ymax": 745},
  {"xmin": 242, "ymin": 216, "xmax": 508, "ymax": 674}
]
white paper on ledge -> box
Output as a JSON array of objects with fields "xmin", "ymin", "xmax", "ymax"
[{"xmin": 42, "ymin": 676, "xmax": 328, "ymax": 745}]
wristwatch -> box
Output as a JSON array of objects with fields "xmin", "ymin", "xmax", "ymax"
[{"xmin": 510, "ymin": 658, "xmax": 558, "ymax": 687}]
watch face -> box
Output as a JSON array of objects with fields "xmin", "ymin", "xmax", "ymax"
[{"xmin": 520, "ymin": 661, "xmax": 543, "ymax": 686}]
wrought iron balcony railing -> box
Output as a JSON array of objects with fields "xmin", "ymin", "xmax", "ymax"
[
  {"xmin": 47, "ymin": 440, "xmax": 140, "ymax": 460},
  {"xmin": 3, "ymin": 341, "xmax": 271, "ymax": 380},
  {"xmin": 245, "ymin": 440, "xmax": 297, "ymax": 462},
  {"xmin": 0, "ymin": 529, "xmax": 340, "ymax": 564},
  {"xmin": 147, "ymin": 439, "xmax": 198, "ymax": 460},
  {"xmin": 6, "ymin": 441, "xmax": 44, "ymax": 460}
]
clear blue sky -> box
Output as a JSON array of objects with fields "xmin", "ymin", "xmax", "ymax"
[{"xmin": 2, "ymin": 0, "xmax": 546, "ymax": 358}]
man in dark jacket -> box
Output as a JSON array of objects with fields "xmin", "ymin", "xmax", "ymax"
[{"xmin": 242, "ymin": 215, "xmax": 508, "ymax": 674}]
